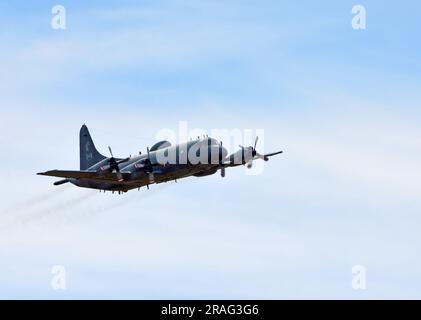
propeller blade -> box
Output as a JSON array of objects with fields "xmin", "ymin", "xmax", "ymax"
[
  {"xmin": 108, "ymin": 146, "xmax": 114, "ymax": 158},
  {"xmin": 246, "ymin": 161, "xmax": 253, "ymax": 169},
  {"xmin": 220, "ymin": 167, "xmax": 225, "ymax": 177},
  {"xmin": 254, "ymin": 136, "xmax": 259, "ymax": 150}
]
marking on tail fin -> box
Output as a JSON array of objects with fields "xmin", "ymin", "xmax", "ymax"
[{"xmin": 85, "ymin": 141, "xmax": 93, "ymax": 161}]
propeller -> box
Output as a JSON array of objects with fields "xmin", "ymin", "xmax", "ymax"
[
  {"xmin": 134, "ymin": 147, "xmax": 155, "ymax": 185},
  {"xmin": 238, "ymin": 136, "xmax": 258, "ymax": 167},
  {"xmin": 104, "ymin": 146, "xmax": 130, "ymax": 182},
  {"xmin": 146, "ymin": 147, "xmax": 155, "ymax": 183},
  {"xmin": 252, "ymin": 136, "xmax": 258, "ymax": 157},
  {"xmin": 228, "ymin": 137, "xmax": 283, "ymax": 168},
  {"xmin": 239, "ymin": 136, "xmax": 268, "ymax": 169},
  {"xmin": 219, "ymin": 140, "xmax": 226, "ymax": 177}
]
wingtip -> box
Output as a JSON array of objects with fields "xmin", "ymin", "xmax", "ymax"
[{"xmin": 37, "ymin": 170, "xmax": 55, "ymax": 176}]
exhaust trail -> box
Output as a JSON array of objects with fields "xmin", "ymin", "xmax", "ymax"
[
  {"xmin": 1, "ymin": 176, "xmax": 194, "ymax": 231},
  {"xmin": 20, "ymin": 191, "xmax": 97, "ymax": 224},
  {"xmin": 0, "ymin": 184, "xmax": 70, "ymax": 216},
  {"xmin": 0, "ymin": 191, "xmax": 96, "ymax": 231}
]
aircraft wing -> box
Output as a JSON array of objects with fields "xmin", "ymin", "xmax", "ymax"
[
  {"xmin": 38, "ymin": 170, "xmax": 98, "ymax": 179},
  {"xmin": 262, "ymin": 150, "xmax": 283, "ymax": 159},
  {"xmin": 222, "ymin": 150, "xmax": 283, "ymax": 167},
  {"xmin": 37, "ymin": 170, "xmax": 131, "ymax": 181}
]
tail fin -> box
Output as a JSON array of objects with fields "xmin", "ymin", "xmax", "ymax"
[{"xmin": 79, "ymin": 125, "xmax": 106, "ymax": 170}]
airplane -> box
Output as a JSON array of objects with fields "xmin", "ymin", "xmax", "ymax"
[{"xmin": 37, "ymin": 125, "xmax": 283, "ymax": 194}]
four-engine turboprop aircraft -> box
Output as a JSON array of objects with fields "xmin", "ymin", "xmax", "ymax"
[{"xmin": 37, "ymin": 125, "xmax": 283, "ymax": 193}]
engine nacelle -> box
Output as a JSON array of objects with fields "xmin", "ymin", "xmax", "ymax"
[{"xmin": 228, "ymin": 147, "xmax": 254, "ymax": 165}]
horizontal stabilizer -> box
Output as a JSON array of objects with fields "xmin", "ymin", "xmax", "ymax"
[
  {"xmin": 38, "ymin": 170, "xmax": 98, "ymax": 179},
  {"xmin": 37, "ymin": 170, "xmax": 131, "ymax": 182}
]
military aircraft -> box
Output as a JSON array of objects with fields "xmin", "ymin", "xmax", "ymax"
[{"xmin": 37, "ymin": 125, "xmax": 283, "ymax": 193}]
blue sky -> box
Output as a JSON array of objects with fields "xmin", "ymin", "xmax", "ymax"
[{"xmin": 0, "ymin": 0, "xmax": 421, "ymax": 299}]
